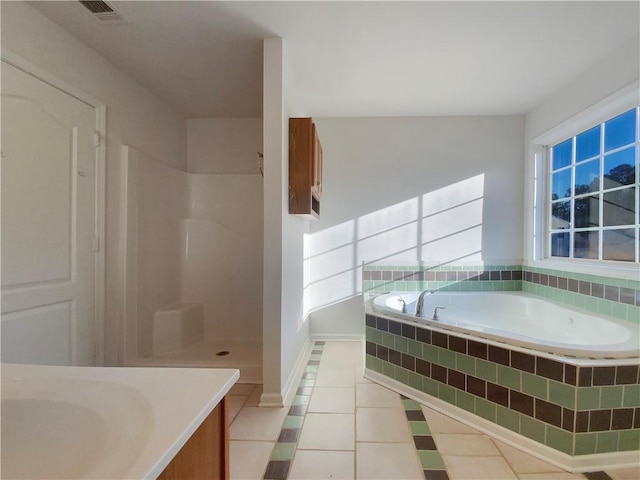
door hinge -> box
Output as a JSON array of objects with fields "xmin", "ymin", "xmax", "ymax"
[
  {"xmin": 92, "ymin": 236, "xmax": 100, "ymax": 252},
  {"xmin": 93, "ymin": 131, "xmax": 101, "ymax": 147}
]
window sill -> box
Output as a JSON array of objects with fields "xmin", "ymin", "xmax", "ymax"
[{"xmin": 525, "ymin": 258, "xmax": 639, "ymax": 282}]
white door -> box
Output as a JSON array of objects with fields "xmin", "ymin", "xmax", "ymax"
[{"xmin": 1, "ymin": 61, "xmax": 98, "ymax": 366}]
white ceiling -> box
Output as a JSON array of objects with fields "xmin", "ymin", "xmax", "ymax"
[{"xmin": 29, "ymin": 1, "xmax": 639, "ymax": 118}]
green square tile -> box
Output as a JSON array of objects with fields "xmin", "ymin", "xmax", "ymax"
[
  {"xmin": 456, "ymin": 390, "xmax": 475, "ymax": 413},
  {"xmin": 496, "ymin": 406, "xmax": 520, "ymax": 433},
  {"xmin": 456, "ymin": 354, "xmax": 475, "ymax": 376},
  {"xmin": 476, "ymin": 360, "xmax": 497, "ymax": 383},
  {"xmin": 600, "ymin": 386, "xmax": 624, "ymax": 409},
  {"xmin": 548, "ymin": 381, "xmax": 575, "ymax": 409},
  {"xmin": 475, "ymin": 398, "xmax": 496, "ymax": 422},
  {"xmin": 618, "ymin": 430, "xmax": 640, "ymax": 451},
  {"xmin": 382, "ymin": 361, "xmax": 395, "ymax": 378},
  {"xmin": 596, "ymin": 432, "xmax": 619, "ymax": 453},
  {"xmin": 520, "ymin": 416, "xmax": 545, "ymax": 444},
  {"xmin": 438, "ymin": 384, "xmax": 456, "ymax": 405},
  {"xmin": 407, "ymin": 339, "xmax": 422, "ymax": 358},
  {"xmin": 366, "ymin": 355, "xmax": 383, "ymax": 373},
  {"xmin": 422, "ymin": 378, "xmax": 439, "ymax": 397},
  {"xmin": 381, "ymin": 332, "xmax": 395, "ymax": 349},
  {"xmin": 270, "ymin": 442, "xmax": 296, "ymax": 461},
  {"xmin": 422, "ymin": 344, "xmax": 438, "ymax": 362},
  {"xmin": 546, "ymin": 425, "xmax": 573, "ymax": 455},
  {"xmin": 402, "ymin": 398, "xmax": 422, "ymax": 410},
  {"xmin": 282, "ymin": 415, "xmax": 304, "ymax": 429},
  {"xmin": 498, "ymin": 365, "xmax": 521, "ymax": 390},
  {"xmin": 366, "ymin": 327, "xmax": 382, "ymax": 344},
  {"xmin": 395, "ymin": 366, "xmax": 409, "ymax": 385},
  {"xmin": 623, "ymin": 384, "xmax": 640, "ymax": 408},
  {"xmin": 611, "ymin": 302, "xmax": 628, "ymax": 321},
  {"xmin": 577, "ymin": 387, "xmax": 601, "ymax": 410},
  {"xmin": 293, "ymin": 395, "xmax": 309, "ymax": 406},
  {"xmin": 417, "ymin": 451, "xmax": 445, "ymax": 470},
  {"xmin": 309, "ymin": 354, "xmax": 322, "ymax": 361},
  {"xmin": 408, "ymin": 372, "xmax": 423, "ymax": 391},
  {"xmin": 438, "ymin": 349, "xmax": 456, "ymax": 369},
  {"xmin": 627, "ymin": 306, "xmax": 640, "ymax": 324},
  {"xmin": 298, "ymin": 378, "xmax": 315, "ymax": 388},
  {"xmin": 409, "ymin": 421, "xmax": 431, "ymax": 435},
  {"xmin": 598, "ymin": 299, "xmax": 613, "ymax": 317},
  {"xmin": 522, "ymin": 373, "xmax": 548, "ymax": 400},
  {"xmin": 574, "ymin": 433, "xmax": 597, "ymax": 455},
  {"xmin": 395, "ymin": 336, "xmax": 409, "ymax": 354}
]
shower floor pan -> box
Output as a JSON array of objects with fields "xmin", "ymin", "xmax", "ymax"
[{"xmin": 131, "ymin": 338, "xmax": 262, "ymax": 383}]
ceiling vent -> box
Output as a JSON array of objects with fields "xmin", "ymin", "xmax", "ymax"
[{"xmin": 78, "ymin": 1, "xmax": 130, "ymax": 24}]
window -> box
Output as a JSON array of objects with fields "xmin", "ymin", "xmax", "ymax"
[{"xmin": 548, "ymin": 107, "xmax": 639, "ymax": 263}]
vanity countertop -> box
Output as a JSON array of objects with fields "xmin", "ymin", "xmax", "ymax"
[{"xmin": 1, "ymin": 363, "xmax": 239, "ymax": 479}]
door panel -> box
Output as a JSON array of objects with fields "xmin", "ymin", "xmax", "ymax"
[{"xmin": 1, "ymin": 61, "xmax": 97, "ymax": 366}]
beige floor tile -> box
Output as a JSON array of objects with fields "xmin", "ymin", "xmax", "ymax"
[
  {"xmin": 356, "ymin": 407, "xmax": 413, "ymax": 443},
  {"xmin": 308, "ymin": 387, "xmax": 355, "ymax": 413},
  {"xmin": 356, "ymin": 383, "xmax": 402, "ymax": 408},
  {"xmin": 434, "ymin": 433, "xmax": 501, "ymax": 456},
  {"xmin": 421, "ymin": 406, "xmax": 480, "ymax": 434},
  {"xmin": 444, "ymin": 455, "xmax": 517, "ymax": 479},
  {"xmin": 355, "ymin": 372, "xmax": 373, "ymax": 384},
  {"xmin": 297, "ymin": 413, "xmax": 355, "ymax": 451},
  {"xmin": 228, "ymin": 396, "xmax": 248, "ymax": 424},
  {"xmin": 517, "ymin": 473, "xmax": 586, "ymax": 479},
  {"xmin": 229, "ymin": 406, "xmax": 288, "ymax": 441},
  {"xmin": 494, "ymin": 441, "xmax": 565, "ymax": 474},
  {"xmin": 608, "ymin": 466, "xmax": 640, "ymax": 480},
  {"xmin": 229, "ymin": 383, "xmax": 256, "ymax": 396},
  {"xmin": 356, "ymin": 442, "xmax": 424, "ymax": 479},
  {"xmin": 244, "ymin": 384, "xmax": 263, "ymax": 407},
  {"xmin": 315, "ymin": 368, "xmax": 355, "ymax": 388},
  {"xmin": 229, "ymin": 440, "xmax": 274, "ymax": 480},
  {"xmin": 289, "ymin": 450, "xmax": 355, "ymax": 479}
]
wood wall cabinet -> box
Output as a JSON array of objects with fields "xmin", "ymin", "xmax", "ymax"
[
  {"xmin": 289, "ymin": 117, "xmax": 323, "ymax": 219},
  {"xmin": 157, "ymin": 397, "xmax": 229, "ymax": 480}
]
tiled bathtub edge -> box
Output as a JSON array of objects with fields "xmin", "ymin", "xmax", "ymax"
[{"xmin": 363, "ymin": 368, "xmax": 640, "ymax": 473}]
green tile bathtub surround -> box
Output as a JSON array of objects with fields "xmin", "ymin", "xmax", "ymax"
[
  {"xmin": 456, "ymin": 390, "xmax": 476, "ymax": 413},
  {"xmin": 475, "ymin": 397, "xmax": 497, "ymax": 422},
  {"xmin": 476, "ymin": 359, "xmax": 498, "ymax": 383},
  {"xmin": 422, "ymin": 344, "xmax": 438, "ymax": 362},
  {"xmin": 408, "ymin": 371, "xmax": 423, "ymax": 391},
  {"xmin": 382, "ymin": 360, "xmax": 395, "ymax": 378},
  {"xmin": 438, "ymin": 384, "xmax": 456, "ymax": 405},
  {"xmin": 577, "ymin": 387, "xmax": 601, "ymax": 410},
  {"xmin": 548, "ymin": 381, "xmax": 576, "ymax": 409},
  {"xmin": 395, "ymin": 336, "xmax": 409, "ymax": 354},
  {"xmin": 366, "ymin": 354, "xmax": 382, "ymax": 372},
  {"xmin": 269, "ymin": 443, "xmax": 296, "ymax": 461},
  {"xmin": 381, "ymin": 331, "xmax": 395, "ymax": 349},
  {"xmin": 596, "ymin": 431, "xmax": 620, "ymax": 454},
  {"xmin": 438, "ymin": 348, "xmax": 457, "ymax": 369},
  {"xmin": 408, "ymin": 339, "xmax": 423, "ymax": 358},
  {"xmin": 622, "ymin": 384, "xmax": 640, "ymax": 407},
  {"xmin": 498, "ymin": 365, "xmax": 521, "ymax": 390},
  {"xmin": 522, "ymin": 372, "xmax": 549, "ymax": 400},
  {"xmin": 600, "ymin": 386, "xmax": 624, "ymax": 409},
  {"xmin": 456, "ymin": 353, "xmax": 476, "ymax": 376},
  {"xmin": 521, "ymin": 415, "xmax": 546, "ymax": 444},
  {"xmin": 496, "ymin": 405, "xmax": 520, "ymax": 433},
  {"xmin": 366, "ymin": 327, "xmax": 382, "ymax": 344},
  {"xmin": 574, "ymin": 433, "xmax": 597, "ymax": 455},
  {"xmin": 597, "ymin": 299, "xmax": 613, "ymax": 317},
  {"xmin": 282, "ymin": 415, "xmax": 304, "ymax": 429},
  {"xmin": 546, "ymin": 425, "xmax": 574, "ymax": 455},
  {"xmin": 395, "ymin": 366, "xmax": 409, "ymax": 385},
  {"xmin": 422, "ymin": 377, "xmax": 439, "ymax": 397},
  {"xmin": 618, "ymin": 430, "xmax": 640, "ymax": 451},
  {"xmin": 417, "ymin": 451, "xmax": 446, "ymax": 470}
]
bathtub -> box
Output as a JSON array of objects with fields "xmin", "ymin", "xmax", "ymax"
[{"xmin": 372, "ymin": 291, "xmax": 640, "ymax": 359}]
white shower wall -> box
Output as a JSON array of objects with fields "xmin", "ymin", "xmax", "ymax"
[{"xmin": 124, "ymin": 146, "xmax": 263, "ymax": 362}]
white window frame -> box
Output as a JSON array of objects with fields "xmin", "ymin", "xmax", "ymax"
[{"xmin": 526, "ymin": 81, "xmax": 640, "ymax": 280}]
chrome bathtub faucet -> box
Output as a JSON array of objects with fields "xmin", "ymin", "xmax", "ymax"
[
  {"xmin": 433, "ymin": 306, "xmax": 446, "ymax": 320},
  {"xmin": 414, "ymin": 289, "xmax": 435, "ymax": 317},
  {"xmin": 397, "ymin": 296, "xmax": 407, "ymax": 313}
]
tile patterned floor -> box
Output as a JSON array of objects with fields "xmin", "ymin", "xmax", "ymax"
[{"xmin": 229, "ymin": 341, "xmax": 640, "ymax": 480}]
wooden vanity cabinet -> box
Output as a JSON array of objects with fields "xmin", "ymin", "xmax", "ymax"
[
  {"xmin": 157, "ymin": 397, "xmax": 229, "ymax": 480},
  {"xmin": 289, "ymin": 117, "xmax": 323, "ymax": 219}
]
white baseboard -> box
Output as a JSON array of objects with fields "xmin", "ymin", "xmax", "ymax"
[
  {"xmin": 365, "ymin": 368, "xmax": 640, "ymax": 473},
  {"xmin": 258, "ymin": 392, "xmax": 285, "ymax": 408},
  {"xmin": 310, "ymin": 333, "xmax": 364, "ymax": 342}
]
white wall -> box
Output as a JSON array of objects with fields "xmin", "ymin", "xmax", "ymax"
[
  {"xmin": 187, "ymin": 118, "xmax": 263, "ymax": 174},
  {"xmin": 309, "ymin": 115, "xmax": 526, "ymax": 335},
  {"xmin": 1, "ymin": 2, "xmax": 187, "ymax": 365},
  {"xmin": 523, "ymin": 35, "xmax": 640, "ymax": 265}
]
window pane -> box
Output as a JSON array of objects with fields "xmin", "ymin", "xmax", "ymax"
[
  {"xmin": 604, "ymin": 147, "xmax": 636, "ymax": 189},
  {"xmin": 603, "ymin": 187, "xmax": 636, "ymax": 226},
  {"xmin": 575, "ymin": 159, "xmax": 600, "ymax": 194},
  {"xmin": 551, "ymin": 169, "xmax": 571, "ymax": 200},
  {"xmin": 603, "ymin": 229, "xmax": 636, "ymax": 262},
  {"xmin": 574, "ymin": 231, "xmax": 598, "ymax": 259},
  {"xmin": 551, "ymin": 232, "xmax": 570, "ymax": 257},
  {"xmin": 552, "ymin": 138, "xmax": 572, "ymax": 170},
  {"xmin": 574, "ymin": 195, "xmax": 599, "ymax": 228},
  {"xmin": 551, "ymin": 200, "xmax": 571, "ymax": 228},
  {"xmin": 576, "ymin": 125, "xmax": 601, "ymax": 161},
  {"xmin": 604, "ymin": 109, "xmax": 636, "ymax": 152}
]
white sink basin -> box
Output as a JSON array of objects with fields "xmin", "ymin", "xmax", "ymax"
[{"xmin": 1, "ymin": 376, "xmax": 153, "ymax": 479}]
